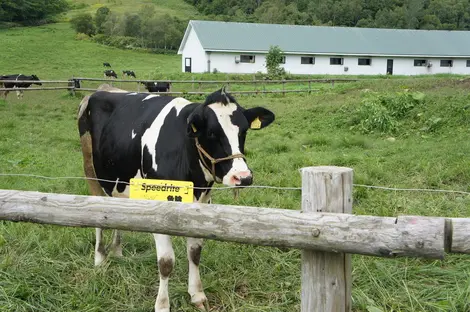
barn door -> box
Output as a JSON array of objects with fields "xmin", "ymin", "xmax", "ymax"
[
  {"xmin": 386, "ymin": 59, "xmax": 393, "ymax": 75},
  {"xmin": 185, "ymin": 58, "xmax": 192, "ymax": 73}
]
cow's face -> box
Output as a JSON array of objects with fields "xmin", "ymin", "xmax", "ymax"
[
  {"xmin": 187, "ymin": 88, "xmax": 275, "ymax": 186},
  {"xmin": 31, "ymin": 74, "xmax": 42, "ymax": 85}
]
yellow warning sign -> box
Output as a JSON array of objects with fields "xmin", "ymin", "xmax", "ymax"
[{"xmin": 129, "ymin": 178, "xmax": 194, "ymax": 203}]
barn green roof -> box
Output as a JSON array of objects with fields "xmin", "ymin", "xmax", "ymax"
[{"xmin": 179, "ymin": 20, "xmax": 470, "ymax": 57}]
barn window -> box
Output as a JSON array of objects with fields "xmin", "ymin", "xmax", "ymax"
[
  {"xmin": 240, "ymin": 55, "xmax": 255, "ymax": 63},
  {"xmin": 467, "ymin": 60, "xmax": 470, "ymax": 67},
  {"xmin": 301, "ymin": 57, "xmax": 314, "ymax": 64},
  {"xmin": 358, "ymin": 58, "xmax": 371, "ymax": 66},
  {"xmin": 280, "ymin": 56, "xmax": 286, "ymax": 64},
  {"xmin": 330, "ymin": 57, "xmax": 344, "ymax": 65},
  {"xmin": 440, "ymin": 60, "xmax": 453, "ymax": 67},
  {"xmin": 414, "ymin": 59, "xmax": 427, "ymax": 66}
]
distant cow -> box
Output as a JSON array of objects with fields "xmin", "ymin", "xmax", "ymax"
[
  {"xmin": 68, "ymin": 78, "xmax": 81, "ymax": 93},
  {"xmin": 141, "ymin": 81, "xmax": 171, "ymax": 93},
  {"xmin": 104, "ymin": 70, "xmax": 118, "ymax": 79},
  {"xmin": 0, "ymin": 74, "xmax": 42, "ymax": 99},
  {"xmin": 122, "ymin": 70, "xmax": 136, "ymax": 78},
  {"xmin": 77, "ymin": 84, "xmax": 275, "ymax": 312},
  {"xmin": 103, "ymin": 62, "xmax": 112, "ymax": 67}
]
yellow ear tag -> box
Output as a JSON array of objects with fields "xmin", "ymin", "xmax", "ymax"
[
  {"xmin": 191, "ymin": 124, "xmax": 197, "ymax": 132},
  {"xmin": 250, "ymin": 117, "xmax": 262, "ymax": 129}
]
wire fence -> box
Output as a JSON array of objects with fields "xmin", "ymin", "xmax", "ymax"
[
  {"xmin": 1, "ymin": 172, "xmax": 469, "ymax": 196},
  {"xmin": 0, "ymin": 76, "xmax": 359, "ymax": 96}
]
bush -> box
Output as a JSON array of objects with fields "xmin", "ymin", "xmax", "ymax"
[
  {"xmin": 75, "ymin": 33, "xmax": 91, "ymax": 41},
  {"xmin": 352, "ymin": 100, "xmax": 398, "ymax": 134},
  {"xmin": 350, "ymin": 91, "xmax": 426, "ymax": 134},
  {"xmin": 70, "ymin": 13, "xmax": 95, "ymax": 36}
]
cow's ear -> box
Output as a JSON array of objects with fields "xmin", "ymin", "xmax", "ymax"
[
  {"xmin": 244, "ymin": 107, "xmax": 275, "ymax": 130},
  {"xmin": 187, "ymin": 109, "xmax": 205, "ymax": 137}
]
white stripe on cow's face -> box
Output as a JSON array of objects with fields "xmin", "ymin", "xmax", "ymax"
[
  {"xmin": 141, "ymin": 97, "xmax": 192, "ymax": 173},
  {"xmin": 207, "ymin": 102, "xmax": 251, "ymax": 186}
]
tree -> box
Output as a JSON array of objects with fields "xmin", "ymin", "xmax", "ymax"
[
  {"xmin": 94, "ymin": 6, "xmax": 110, "ymax": 34},
  {"xmin": 265, "ymin": 45, "xmax": 286, "ymax": 78},
  {"xmin": 70, "ymin": 13, "xmax": 95, "ymax": 36},
  {"xmin": 0, "ymin": 0, "xmax": 68, "ymax": 25}
]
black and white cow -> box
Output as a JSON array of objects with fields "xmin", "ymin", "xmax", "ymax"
[
  {"xmin": 104, "ymin": 69, "xmax": 118, "ymax": 79},
  {"xmin": 122, "ymin": 70, "xmax": 136, "ymax": 78},
  {"xmin": 0, "ymin": 74, "xmax": 42, "ymax": 99},
  {"xmin": 141, "ymin": 81, "xmax": 171, "ymax": 92},
  {"xmin": 77, "ymin": 84, "xmax": 275, "ymax": 312}
]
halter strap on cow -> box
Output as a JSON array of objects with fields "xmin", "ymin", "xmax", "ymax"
[{"xmin": 194, "ymin": 137, "xmax": 245, "ymax": 182}]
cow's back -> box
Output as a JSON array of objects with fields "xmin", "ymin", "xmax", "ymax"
[{"xmin": 78, "ymin": 90, "xmax": 190, "ymax": 196}]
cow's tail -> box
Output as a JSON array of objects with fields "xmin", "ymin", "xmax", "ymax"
[{"xmin": 77, "ymin": 94, "xmax": 106, "ymax": 196}]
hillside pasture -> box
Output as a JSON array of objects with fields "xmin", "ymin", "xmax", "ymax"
[
  {"xmin": 1, "ymin": 76, "xmax": 470, "ymax": 311},
  {"xmin": 66, "ymin": 0, "xmax": 200, "ymax": 20}
]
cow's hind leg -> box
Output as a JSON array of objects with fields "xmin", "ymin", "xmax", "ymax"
[
  {"xmin": 154, "ymin": 234, "xmax": 175, "ymax": 312},
  {"xmin": 109, "ymin": 229, "xmax": 123, "ymax": 257},
  {"xmin": 187, "ymin": 237, "xmax": 208, "ymax": 311},
  {"xmin": 95, "ymin": 228, "xmax": 107, "ymax": 266},
  {"xmin": 78, "ymin": 95, "xmax": 110, "ymax": 266}
]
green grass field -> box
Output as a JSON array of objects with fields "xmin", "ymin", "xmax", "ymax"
[
  {"xmin": 1, "ymin": 21, "xmax": 470, "ymax": 312},
  {"xmin": 66, "ymin": 0, "xmax": 200, "ymax": 20}
]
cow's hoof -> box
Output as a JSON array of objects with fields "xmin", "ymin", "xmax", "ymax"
[
  {"xmin": 192, "ymin": 293, "xmax": 209, "ymax": 311},
  {"xmin": 109, "ymin": 246, "xmax": 123, "ymax": 258},
  {"xmin": 94, "ymin": 252, "xmax": 106, "ymax": 266}
]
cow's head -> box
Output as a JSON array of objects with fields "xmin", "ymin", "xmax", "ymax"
[
  {"xmin": 31, "ymin": 74, "xmax": 42, "ymax": 85},
  {"xmin": 187, "ymin": 87, "xmax": 275, "ymax": 186}
]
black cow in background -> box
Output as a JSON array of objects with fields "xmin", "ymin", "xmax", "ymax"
[
  {"xmin": 122, "ymin": 70, "xmax": 136, "ymax": 78},
  {"xmin": 0, "ymin": 74, "xmax": 42, "ymax": 99},
  {"xmin": 104, "ymin": 70, "xmax": 118, "ymax": 79},
  {"xmin": 140, "ymin": 81, "xmax": 171, "ymax": 93},
  {"xmin": 103, "ymin": 62, "xmax": 112, "ymax": 67}
]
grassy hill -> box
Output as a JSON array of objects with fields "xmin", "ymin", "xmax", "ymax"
[
  {"xmin": 0, "ymin": 22, "xmax": 180, "ymax": 80},
  {"xmin": 66, "ymin": 0, "xmax": 200, "ymax": 19}
]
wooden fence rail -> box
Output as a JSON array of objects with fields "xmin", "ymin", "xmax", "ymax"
[
  {"xmin": 0, "ymin": 166, "xmax": 469, "ymax": 311},
  {"xmin": 72, "ymin": 77, "xmax": 359, "ymax": 84}
]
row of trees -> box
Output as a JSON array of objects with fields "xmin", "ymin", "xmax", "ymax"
[
  {"xmin": 185, "ymin": 0, "xmax": 470, "ymax": 31},
  {"xmin": 0, "ymin": 0, "xmax": 68, "ymax": 25},
  {"xmin": 70, "ymin": 6, "xmax": 186, "ymax": 52}
]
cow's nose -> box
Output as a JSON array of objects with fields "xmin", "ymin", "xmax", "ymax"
[{"xmin": 238, "ymin": 175, "xmax": 253, "ymax": 186}]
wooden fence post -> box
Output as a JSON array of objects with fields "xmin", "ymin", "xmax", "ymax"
[
  {"xmin": 300, "ymin": 166, "xmax": 353, "ymax": 312},
  {"xmin": 282, "ymin": 79, "xmax": 285, "ymax": 96}
]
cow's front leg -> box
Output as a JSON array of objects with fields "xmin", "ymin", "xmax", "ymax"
[
  {"xmin": 187, "ymin": 237, "xmax": 208, "ymax": 311},
  {"xmin": 154, "ymin": 234, "xmax": 175, "ymax": 312}
]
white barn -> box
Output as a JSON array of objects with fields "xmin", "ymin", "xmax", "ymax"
[{"xmin": 177, "ymin": 20, "xmax": 470, "ymax": 76}]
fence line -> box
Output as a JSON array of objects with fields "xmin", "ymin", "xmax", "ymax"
[
  {"xmin": 0, "ymin": 76, "xmax": 358, "ymax": 95},
  {"xmin": 72, "ymin": 77, "xmax": 359, "ymax": 84},
  {"xmin": 0, "ymin": 185, "xmax": 468, "ymax": 258},
  {"xmin": 1, "ymin": 166, "xmax": 470, "ymax": 312},
  {"xmin": 2, "ymin": 172, "xmax": 470, "ymax": 195}
]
